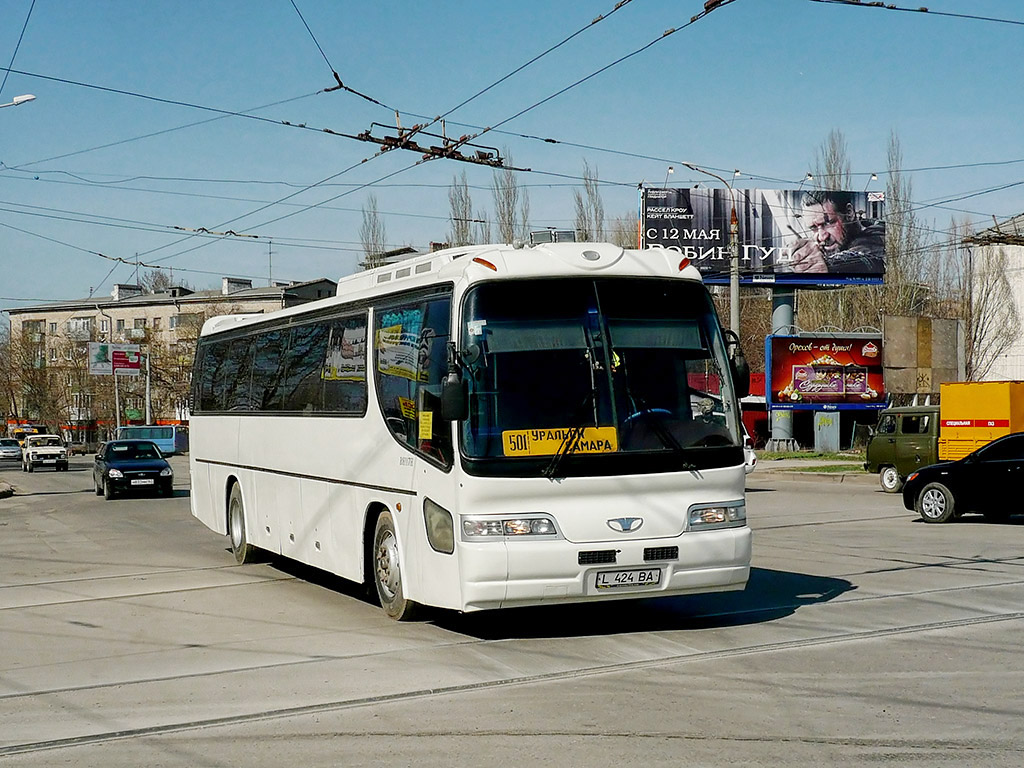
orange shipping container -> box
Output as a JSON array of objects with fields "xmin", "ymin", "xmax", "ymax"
[{"xmin": 938, "ymin": 381, "xmax": 1024, "ymax": 461}]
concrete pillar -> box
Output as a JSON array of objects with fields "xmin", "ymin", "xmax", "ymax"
[{"xmin": 769, "ymin": 288, "xmax": 797, "ymax": 450}]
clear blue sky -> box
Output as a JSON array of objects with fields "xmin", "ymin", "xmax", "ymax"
[{"xmin": 2, "ymin": 0, "xmax": 1022, "ymax": 309}]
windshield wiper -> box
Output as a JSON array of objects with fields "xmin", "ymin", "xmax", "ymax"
[
  {"xmin": 626, "ymin": 394, "xmax": 698, "ymax": 471},
  {"xmin": 543, "ymin": 391, "xmax": 595, "ymax": 480}
]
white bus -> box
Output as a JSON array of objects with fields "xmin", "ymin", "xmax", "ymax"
[{"xmin": 189, "ymin": 241, "xmax": 752, "ymax": 619}]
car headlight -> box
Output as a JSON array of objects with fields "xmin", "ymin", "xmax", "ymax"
[
  {"xmin": 108, "ymin": 468, "xmax": 124, "ymax": 478},
  {"xmin": 461, "ymin": 516, "xmax": 559, "ymax": 539},
  {"xmin": 160, "ymin": 467, "xmax": 173, "ymax": 477},
  {"xmin": 688, "ymin": 502, "xmax": 746, "ymax": 530}
]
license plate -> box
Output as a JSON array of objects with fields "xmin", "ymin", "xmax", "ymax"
[
  {"xmin": 130, "ymin": 479, "xmax": 154, "ymax": 486},
  {"xmin": 43, "ymin": 459, "xmax": 57, "ymax": 464},
  {"xmin": 595, "ymin": 568, "xmax": 662, "ymax": 590}
]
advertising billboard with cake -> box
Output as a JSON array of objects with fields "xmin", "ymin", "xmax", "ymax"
[{"xmin": 766, "ymin": 335, "xmax": 886, "ymax": 411}]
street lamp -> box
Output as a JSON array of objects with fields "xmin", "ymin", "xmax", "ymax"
[
  {"xmin": 683, "ymin": 162, "xmax": 740, "ymax": 337},
  {"xmin": 0, "ymin": 94, "xmax": 36, "ymax": 109}
]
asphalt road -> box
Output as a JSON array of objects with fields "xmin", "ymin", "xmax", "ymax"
[{"xmin": 1, "ymin": 456, "xmax": 1022, "ymax": 766}]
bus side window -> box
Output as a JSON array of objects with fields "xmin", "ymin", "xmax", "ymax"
[
  {"xmin": 322, "ymin": 314, "xmax": 368, "ymax": 415},
  {"xmin": 281, "ymin": 323, "xmax": 331, "ymax": 412},
  {"xmin": 374, "ymin": 294, "xmax": 453, "ymax": 466}
]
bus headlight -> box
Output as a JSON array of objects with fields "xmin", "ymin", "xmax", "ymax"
[
  {"xmin": 688, "ymin": 502, "xmax": 745, "ymax": 530},
  {"xmin": 424, "ymin": 498, "xmax": 455, "ymax": 554},
  {"xmin": 461, "ymin": 516, "xmax": 559, "ymax": 539}
]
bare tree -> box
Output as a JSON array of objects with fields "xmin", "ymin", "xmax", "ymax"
[
  {"xmin": 573, "ymin": 161, "xmax": 605, "ymax": 241},
  {"xmin": 492, "ymin": 155, "xmax": 528, "ymax": 244},
  {"xmin": 608, "ymin": 212, "xmax": 639, "ymax": 248},
  {"xmin": 0, "ymin": 324, "xmax": 17, "ymax": 421},
  {"xmin": 360, "ymin": 194, "xmax": 388, "ymax": 269},
  {"xmin": 447, "ymin": 171, "xmax": 474, "ymax": 246},
  {"xmin": 140, "ymin": 268, "xmax": 193, "ymax": 294},
  {"xmin": 474, "ymin": 207, "xmax": 492, "ymax": 245},
  {"xmin": 876, "ymin": 130, "xmax": 930, "ymax": 318},
  {"xmin": 941, "ymin": 220, "xmax": 1021, "ymax": 380},
  {"xmin": 812, "ymin": 128, "xmax": 852, "ymax": 191}
]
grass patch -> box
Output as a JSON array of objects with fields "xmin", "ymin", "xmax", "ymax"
[
  {"xmin": 778, "ymin": 464, "xmax": 867, "ymax": 474},
  {"xmin": 760, "ymin": 451, "xmax": 864, "ymax": 461}
]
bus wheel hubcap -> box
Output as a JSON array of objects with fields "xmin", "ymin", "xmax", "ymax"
[{"xmin": 376, "ymin": 531, "xmax": 400, "ymax": 599}]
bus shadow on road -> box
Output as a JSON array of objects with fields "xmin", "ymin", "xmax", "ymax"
[{"xmin": 437, "ymin": 567, "xmax": 855, "ymax": 640}]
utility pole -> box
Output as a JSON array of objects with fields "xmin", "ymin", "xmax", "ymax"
[
  {"xmin": 683, "ymin": 163, "xmax": 740, "ymax": 336},
  {"xmin": 268, "ymin": 241, "xmax": 273, "ymax": 286},
  {"xmin": 145, "ymin": 351, "xmax": 151, "ymax": 425},
  {"xmin": 729, "ymin": 206, "xmax": 740, "ymax": 336}
]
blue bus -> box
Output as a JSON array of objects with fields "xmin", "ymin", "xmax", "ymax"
[{"xmin": 115, "ymin": 425, "xmax": 189, "ymax": 455}]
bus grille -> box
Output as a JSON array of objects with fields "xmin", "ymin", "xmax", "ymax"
[
  {"xmin": 644, "ymin": 547, "xmax": 679, "ymax": 561},
  {"xmin": 578, "ymin": 550, "xmax": 617, "ymax": 565}
]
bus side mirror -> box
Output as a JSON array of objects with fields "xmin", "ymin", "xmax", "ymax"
[
  {"xmin": 723, "ymin": 330, "xmax": 750, "ymax": 399},
  {"xmin": 441, "ymin": 373, "xmax": 467, "ymax": 421},
  {"xmin": 440, "ymin": 342, "xmax": 468, "ymax": 421}
]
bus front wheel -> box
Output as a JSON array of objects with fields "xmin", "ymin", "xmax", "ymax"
[
  {"xmin": 373, "ymin": 510, "xmax": 418, "ymax": 621},
  {"xmin": 228, "ymin": 484, "xmax": 258, "ymax": 564}
]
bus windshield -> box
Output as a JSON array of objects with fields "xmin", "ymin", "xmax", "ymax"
[{"xmin": 459, "ymin": 277, "xmax": 741, "ymax": 474}]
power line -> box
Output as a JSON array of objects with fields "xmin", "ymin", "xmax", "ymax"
[
  {"xmin": 287, "ymin": 0, "xmax": 397, "ymax": 110},
  {"xmin": 3, "ymin": 92, "xmax": 320, "ymax": 170},
  {"xmin": 0, "ymin": 0, "xmax": 35, "ymax": 100},
  {"xmin": 0, "ymin": 219, "xmax": 278, "ymax": 285},
  {"xmin": 0, "ymin": 66, "xmax": 364, "ymax": 142},
  {"xmin": 807, "ymin": 0, "xmax": 1024, "ymax": 27},
  {"xmin": 0, "ymin": 198, "xmax": 421, "ymax": 252}
]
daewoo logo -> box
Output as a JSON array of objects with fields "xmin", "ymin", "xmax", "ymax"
[{"xmin": 607, "ymin": 517, "xmax": 643, "ymax": 533}]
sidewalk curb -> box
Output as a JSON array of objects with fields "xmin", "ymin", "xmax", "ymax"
[{"xmin": 755, "ymin": 469, "xmax": 876, "ymax": 486}]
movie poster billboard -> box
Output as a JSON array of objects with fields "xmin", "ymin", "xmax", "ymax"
[
  {"xmin": 766, "ymin": 335, "xmax": 886, "ymax": 411},
  {"xmin": 641, "ymin": 187, "xmax": 885, "ymax": 286}
]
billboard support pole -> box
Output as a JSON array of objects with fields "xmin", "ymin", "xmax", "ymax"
[{"xmin": 768, "ymin": 289, "xmax": 797, "ymax": 450}]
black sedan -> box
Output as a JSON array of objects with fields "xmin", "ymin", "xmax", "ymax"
[
  {"xmin": 93, "ymin": 440, "xmax": 174, "ymax": 500},
  {"xmin": 902, "ymin": 432, "xmax": 1024, "ymax": 523}
]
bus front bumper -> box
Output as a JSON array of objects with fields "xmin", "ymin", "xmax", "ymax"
[{"xmin": 458, "ymin": 526, "xmax": 751, "ymax": 612}]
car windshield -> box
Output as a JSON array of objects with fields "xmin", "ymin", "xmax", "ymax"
[
  {"xmin": 109, "ymin": 442, "xmax": 162, "ymax": 460},
  {"xmin": 28, "ymin": 437, "xmax": 62, "ymax": 447},
  {"xmin": 458, "ymin": 277, "xmax": 741, "ymax": 474},
  {"xmin": 1, "ymin": 439, "xmax": 18, "ymax": 447}
]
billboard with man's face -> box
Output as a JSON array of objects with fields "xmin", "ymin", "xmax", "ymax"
[
  {"xmin": 766, "ymin": 334, "xmax": 887, "ymax": 411},
  {"xmin": 641, "ymin": 188, "xmax": 885, "ymax": 286}
]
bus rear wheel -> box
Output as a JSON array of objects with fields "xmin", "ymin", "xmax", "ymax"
[
  {"xmin": 228, "ymin": 484, "xmax": 258, "ymax": 564},
  {"xmin": 373, "ymin": 510, "xmax": 418, "ymax": 621}
]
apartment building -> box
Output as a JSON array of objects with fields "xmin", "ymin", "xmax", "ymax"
[{"xmin": 5, "ymin": 276, "xmax": 336, "ymax": 440}]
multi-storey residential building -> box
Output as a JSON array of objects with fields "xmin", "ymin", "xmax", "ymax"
[{"xmin": 4, "ymin": 276, "xmax": 336, "ymax": 443}]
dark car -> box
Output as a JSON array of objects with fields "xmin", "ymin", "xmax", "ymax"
[
  {"xmin": 93, "ymin": 440, "xmax": 174, "ymax": 500},
  {"xmin": 902, "ymin": 432, "xmax": 1024, "ymax": 524}
]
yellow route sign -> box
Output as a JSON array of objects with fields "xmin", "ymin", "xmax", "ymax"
[{"xmin": 502, "ymin": 427, "xmax": 618, "ymax": 457}]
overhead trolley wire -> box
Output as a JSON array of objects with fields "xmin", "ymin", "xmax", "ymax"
[
  {"xmin": 0, "ymin": 0, "xmax": 35, "ymax": 100},
  {"xmin": 807, "ymin": 0, "xmax": 1024, "ymax": 27}
]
